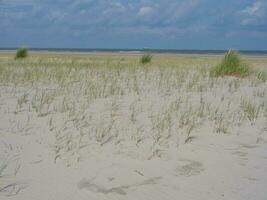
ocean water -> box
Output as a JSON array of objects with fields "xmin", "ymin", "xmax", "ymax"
[{"xmin": 1, "ymin": 48, "xmax": 267, "ymax": 56}]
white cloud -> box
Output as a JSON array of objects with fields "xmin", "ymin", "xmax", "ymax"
[
  {"xmin": 240, "ymin": 1, "xmax": 267, "ymax": 25},
  {"xmin": 48, "ymin": 10, "xmax": 66, "ymax": 22},
  {"xmin": 241, "ymin": 2, "xmax": 262, "ymax": 16},
  {"xmin": 137, "ymin": 6, "xmax": 154, "ymax": 17}
]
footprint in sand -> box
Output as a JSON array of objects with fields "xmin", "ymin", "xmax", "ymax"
[
  {"xmin": 176, "ymin": 159, "xmax": 204, "ymax": 177},
  {"xmin": 232, "ymin": 151, "xmax": 248, "ymax": 158},
  {"xmin": 77, "ymin": 176, "xmax": 162, "ymax": 196},
  {"xmin": 232, "ymin": 150, "xmax": 249, "ymax": 166},
  {"xmin": 240, "ymin": 143, "xmax": 259, "ymax": 149}
]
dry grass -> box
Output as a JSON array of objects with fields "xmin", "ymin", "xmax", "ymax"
[{"xmin": 0, "ymin": 52, "xmax": 266, "ymax": 163}]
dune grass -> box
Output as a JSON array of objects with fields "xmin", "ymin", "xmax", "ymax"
[
  {"xmin": 140, "ymin": 54, "xmax": 152, "ymax": 64},
  {"xmin": 256, "ymin": 71, "xmax": 267, "ymax": 82},
  {"xmin": 0, "ymin": 53, "xmax": 266, "ymax": 162},
  {"xmin": 0, "ymin": 159, "xmax": 23, "ymax": 196},
  {"xmin": 15, "ymin": 48, "xmax": 28, "ymax": 59},
  {"xmin": 211, "ymin": 50, "xmax": 250, "ymax": 77}
]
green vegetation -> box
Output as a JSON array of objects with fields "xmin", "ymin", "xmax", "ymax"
[
  {"xmin": 0, "ymin": 160, "xmax": 9, "ymax": 193},
  {"xmin": 241, "ymin": 100, "xmax": 262, "ymax": 122},
  {"xmin": 140, "ymin": 54, "xmax": 152, "ymax": 64},
  {"xmin": 15, "ymin": 48, "xmax": 28, "ymax": 59},
  {"xmin": 256, "ymin": 71, "xmax": 267, "ymax": 82},
  {"xmin": 211, "ymin": 50, "xmax": 250, "ymax": 77},
  {"xmin": 0, "ymin": 53, "xmax": 266, "ymax": 161}
]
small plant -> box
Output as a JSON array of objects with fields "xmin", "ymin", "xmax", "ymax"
[
  {"xmin": 241, "ymin": 100, "xmax": 260, "ymax": 123},
  {"xmin": 210, "ymin": 50, "xmax": 250, "ymax": 77},
  {"xmin": 140, "ymin": 54, "xmax": 152, "ymax": 64},
  {"xmin": 184, "ymin": 122, "xmax": 195, "ymax": 143},
  {"xmin": 15, "ymin": 48, "xmax": 28, "ymax": 59},
  {"xmin": 214, "ymin": 113, "xmax": 228, "ymax": 134},
  {"xmin": 256, "ymin": 71, "xmax": 266, "ymax": 82},
  {"xmin": 0, "ymin": 159, "xmax": 22, "ymax": 196}
]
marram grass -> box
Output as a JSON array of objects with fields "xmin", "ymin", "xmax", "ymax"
[
  {"xmin": 210, "ymin": 50, "xmax": 250, "ymax": 77},
  {"xmin": 15, "ymin": 48, "xmax": 28, "ymax": 59},
  {"xmin": 140, "ymin": 54, "xmax": 152, "ymax": 64}
]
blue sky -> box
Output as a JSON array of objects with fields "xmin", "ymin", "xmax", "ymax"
[{"xmin": 0, "ymin": 0, "xmax": 267, "ymax": 50}]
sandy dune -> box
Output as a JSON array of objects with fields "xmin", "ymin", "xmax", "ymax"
[
  {"xmin": 1, "ymin": 128, "xmax": 267, "ymax": 200},
  {"xmin": 0, "ymin": 54, "xmax": 267, "ymax": 200}
]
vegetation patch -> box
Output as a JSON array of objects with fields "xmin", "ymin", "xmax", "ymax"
[
  {"xmin": 256, "ymin": 71, "xmax": 267, "ymax": 82},
  {"xmin": 15, "ymin": 48, "xmax": 28, "ymax": 59},
  {"xmin": 140, "ymin": 54, "xmax": 152, "ymax": 64},
  {"xmin": 210, "ymin": 50, "xmax": 250, "ymax": 77}
]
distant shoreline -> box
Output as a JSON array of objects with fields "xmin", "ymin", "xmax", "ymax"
[{"xmin": 1, "ymin": 48, "xmax": 267, "ymax": 56}]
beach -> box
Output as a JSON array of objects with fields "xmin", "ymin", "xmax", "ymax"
[{"xmin": 0, "ymin": 52, "xmax": 267, "ymax": 200}]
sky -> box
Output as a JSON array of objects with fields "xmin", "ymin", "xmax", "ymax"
[{"xmin": 0, "ymin": 0, "xmax": 267, "ymax": 50}]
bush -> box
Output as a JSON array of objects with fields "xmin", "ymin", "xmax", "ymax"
[
  {"xmin": 140, "ymin": 54, "xmax": 152, "ymax": 64},
  {"xmin": 210, "ymin": 50, "xmax": 250, "ymax": 77},
  {"xmin": 15, "ymin": 48, "xmax": 28, "ymax": 59}
]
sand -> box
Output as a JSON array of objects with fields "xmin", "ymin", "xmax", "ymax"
[
  {"xmin": 0, "ymin": 54, "xmax": 267, "ymax": 200},
  {"xmin": 1, "ymin": 124, "xmax": 267, "ymax": 200}
]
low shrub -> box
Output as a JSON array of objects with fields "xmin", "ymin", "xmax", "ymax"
[
  {"xmin": 210, "ymin": 50, "xmax": 250, "ymax": 77},
  {"xmin": 15, "ymin": 48, "xmax": 28, "ymax": 59},
  {"xmin": 140, "ymin": 54, "xmax": 152, "ymax": 64}
]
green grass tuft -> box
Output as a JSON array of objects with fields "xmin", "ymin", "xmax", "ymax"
[
  {"xmin": 210, "ymin": 50, "xmax": 250, "ymax": 77},
  {"xmin": 256, "ymin": 71, "xmax": 267, "ymax": 82},
  {"xmin": 15, "ymin": 48, "xmax": 28, "ymax": 59},
  {"xmin": 140, "ymin": 54, "xmax": 152, "ymax": 64}
]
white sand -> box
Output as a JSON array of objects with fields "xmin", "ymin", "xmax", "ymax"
[
  {"xmin": 0, "ymin": 58, "xmax": 267, "ymax": 200},
  {"xmin": 1, "ymin": 124, "xmax": 267, "ymax": 200}
]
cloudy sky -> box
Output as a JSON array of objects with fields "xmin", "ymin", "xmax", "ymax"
[{"xmin": 0, "ymin": 0, "xmax": 267, "ymax": 50}]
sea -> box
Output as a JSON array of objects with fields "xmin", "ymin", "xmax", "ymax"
[{"xmin": 1, "ymin": 48, "xmax": 267, "ymax": 56}]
